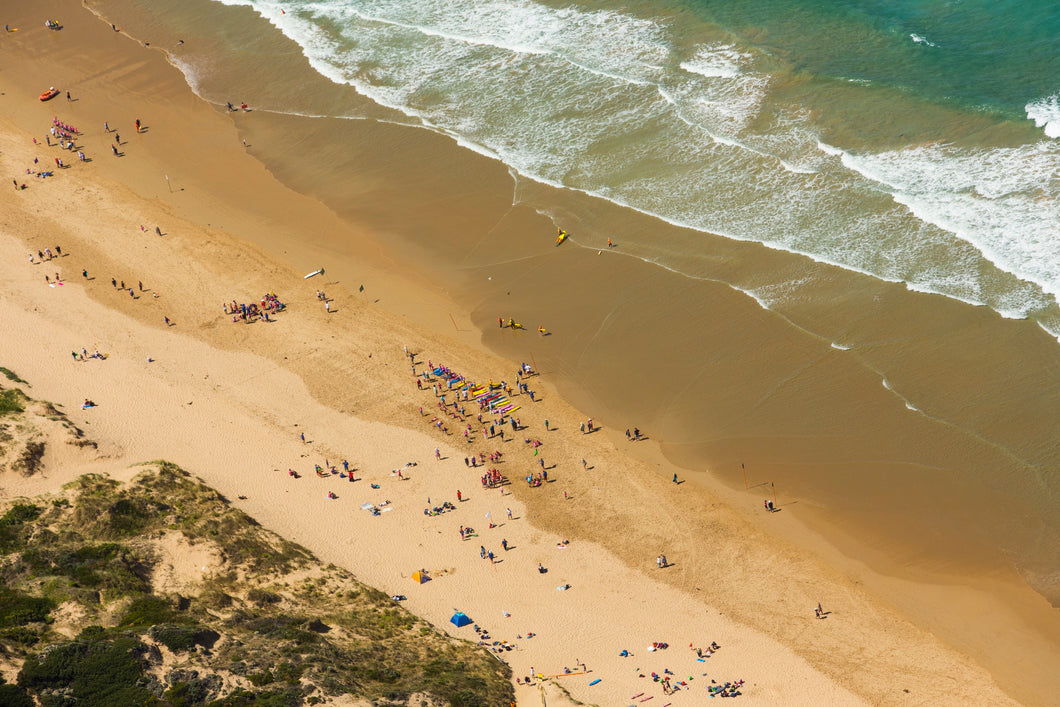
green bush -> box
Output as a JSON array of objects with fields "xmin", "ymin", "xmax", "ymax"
[
  {"xmin": 0, "ymin": 389, "xmax": 26, "ymax": 415},
  {"xmin": 23, "ymin": 543, "xmax": 150, "ymax": 597},
  {"xmin": 0, "ymin": 683, "xmax": 34, "ymax": 707},
  {"xmin": 0, "ymin": 504, "xmax": 42, "ymax": 553},
  {"xmin": 120, "ymin": 597, "xmax": 179, "ymax": 627},
  {"xmin": 0, "ymin": 367, "xmax": 28, "ymax": 384},
  {"xmin": 247, "ymin": 669, "xmax": 275, "ymax": 686},
  {"xmin": 150, "ymin": 624, "xmax": 220, "ymax": 652},
  {"xmin": 17, "ymin": 633, "xmax": 154, "ymax": 707},
  {"xmin": 1, "ymin": 503, "xmax": 41, "ymax": 526},
  {"xmin": 104, "ymin": 497, "xmax": 155, "ymax": 537},
  {"xmin": 0, "ymin": 588, "xmax": 54, "ymax": 628},
  {"xmin": 0, "ymin": 626, "xmax": 41, "ymax": 646}
]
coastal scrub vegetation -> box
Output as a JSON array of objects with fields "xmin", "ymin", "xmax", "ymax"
[{"xmin": 0, "ymin": 459, "xmax": 513, "ymax": 706}]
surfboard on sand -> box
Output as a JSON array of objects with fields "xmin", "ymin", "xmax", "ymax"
[{"xmin": 303, "ymin": 268, "xmax": 324, "ymax": 279}]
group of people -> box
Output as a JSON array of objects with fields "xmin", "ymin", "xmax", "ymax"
[
  {"xmin": 480, "ymin": 468, "xmax": 505, "ymax": 489},
  {"xmin": 224, "ymin": 293, "xmax": 285, "ymax": 323},
  {"xmin": 29, "ymin": 246, "xmax": 62, "ymax": 263}
]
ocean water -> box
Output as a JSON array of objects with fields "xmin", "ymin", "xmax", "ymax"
[{"xmin": 205, "ymin": 0, "xmax": 1060, "ymax": 335}]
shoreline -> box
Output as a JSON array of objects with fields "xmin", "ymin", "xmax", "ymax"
[{"xmin": 1, "ymin": 1, "xmax": 1058, "ymax": 704}]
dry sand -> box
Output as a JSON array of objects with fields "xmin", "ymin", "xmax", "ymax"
[{"xmin": 0, "ymin": 2, "xmax": 1056, "ymax": 705}]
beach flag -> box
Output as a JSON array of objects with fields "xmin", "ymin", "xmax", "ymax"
[{"xmin": 485, "ymin": 511, "xmax": 491, "ymax": 520}]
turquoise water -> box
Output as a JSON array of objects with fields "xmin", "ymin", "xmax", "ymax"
[
  {"xmin": 202, "ymin": 0, "xmax": 1060, "ymax": 338},
  {"xmin": 687, "ymin": 0, "xmax": 1060, "ymax": 119}
]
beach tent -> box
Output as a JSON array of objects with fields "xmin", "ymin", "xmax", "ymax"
[
  {"xmin": 411, "ymin": 570, "xmax": 429, "ymax": 584},
  {"xmin": 450, "ymin": 611, "xmax": 472, "ymax": 627}
]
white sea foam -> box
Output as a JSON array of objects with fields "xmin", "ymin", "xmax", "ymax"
[
  {"xmin": 840, "ymin": 142, "xmax": 1060, "ymax": 307},
  {"xmin": 209, "ymin": 0, "xmax": 1060, "ymax": 333},
  {"xmin": 680, "ymin": 44, "xmax": 746, "ymax": 79},
  {"xmin": 1026, "ymin": 94, "xmax": 1060, "ymax": 138}
]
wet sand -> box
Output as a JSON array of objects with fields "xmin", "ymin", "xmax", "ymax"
[{"xmin": 2, "ymin": 0, "xmax": 1059, "ymax": 704}]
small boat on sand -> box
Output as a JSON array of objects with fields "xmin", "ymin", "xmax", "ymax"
[{"xmin": 39, "ymin": 87, "xmax": 59, "ymax": 101}]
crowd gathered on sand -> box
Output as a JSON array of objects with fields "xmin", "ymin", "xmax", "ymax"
[{"xmin": 14, "ymin": 77, "xmax": 769, "ymax": 703}]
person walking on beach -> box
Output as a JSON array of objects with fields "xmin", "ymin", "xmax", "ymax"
[{"xmin": 435, "ymin": 448, "xmax": 441, "ymax": 460}]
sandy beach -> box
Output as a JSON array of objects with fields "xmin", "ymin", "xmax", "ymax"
[{"xmin": 2, "ymin": 1, "xmax": 1059, "ymax": 704}]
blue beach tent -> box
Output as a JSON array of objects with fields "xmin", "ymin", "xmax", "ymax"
[{"xmin": 450, "ymin": 611, "xmax": 472, "ymax": 627}]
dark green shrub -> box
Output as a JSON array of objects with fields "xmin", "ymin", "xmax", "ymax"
[
  {"xmin": 17, "ymin": 634, "xmax": 154, "ymax": 707},
  {"xmin": 0, "ymin": 389, "xmax": 26, "ymax": 415},
  {"xmin": 150, "ymin": 624, "xmax": 220, "ymax": 652},
  {"xmin": 120, "ymin": 597, "xmax": 179, "ymax": 627},
  {"xmin": 0, "ymin": 504, "xmax": 41, "ymax": 552},
  {"xmin": 0, "ymin": 682, "xmax": 34, "ymax": 707},
  {"xmin": 0, "ymin": 626, "xmax": 41, "ymax": 646},
  {"xmin": 1, "ymin": 504, "xmax": 41, "ymax": 526},
  {"xmin": 247, "ymin": 669, "xmax": 275, "ymax": 686},
  {"xmin": 105, "ymin": 497, "xmax": 154, "ymax": 537},
  {"xmin": 22, "ymin": 543, "xmax": 150, "ymax": 597},
  {"xmin": 0, "ymin": 588, "xmax": 54, "ymax": 628}
]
